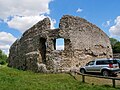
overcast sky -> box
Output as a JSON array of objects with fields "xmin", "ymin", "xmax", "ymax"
[{"xmin": 0, "ymin": 0, "xmax": 120, "ymax": 55}]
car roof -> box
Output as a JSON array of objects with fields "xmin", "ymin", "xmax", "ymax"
[{"xmin": 94, "ymin": 58, "xmax": 119, "ymax": 61}]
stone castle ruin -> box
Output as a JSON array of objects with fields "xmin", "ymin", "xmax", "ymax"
[{"xmin": 8, "ymin": 15, "xmax": 113, "ymax": 73}]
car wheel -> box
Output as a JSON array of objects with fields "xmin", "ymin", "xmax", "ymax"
[
  {"xmin": 102, "ymin": 70, "xmax": 109, "ymax": 77},
  {"xmin": 80, "ymin": 69, "xmax": 86, "ymax": 74}
]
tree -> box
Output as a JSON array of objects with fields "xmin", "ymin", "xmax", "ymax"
[
  {"xmin": 113, "ymin": 42, "xmax": 120, "ymax": 53},
  {"xmin": 110, "ymin": 38, "xmax": 118, "ymax": 48},
  {"xmin": 110, "ymin": 38, "xmax": 120, "ymax": 53},
  {"xmin": 0, "ymin": 49, "xmax": 7, "ymax": 65}
]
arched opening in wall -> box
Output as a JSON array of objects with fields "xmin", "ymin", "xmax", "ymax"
[
  {"xmin": 39, "ymin": 38, "xmax": 46, "ymax": 64},
  {"xmin": 55, "ymin": 38, "xmax": 64, "ymax": 50}
]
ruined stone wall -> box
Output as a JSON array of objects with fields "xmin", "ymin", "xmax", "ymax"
[
  {"xmin": 59, "ymin": 15, "xmax": 112, "ymax": 66},
  {"xmin": 8, "ymin": 15, "xmax": 113, "ymax": 73},
  {"xmin": 8, "ymin": 18, "xmax": 51, "ymax": 72},
  {"xmin": 45, "ymin": 15, "xmax": 113, "ymax": 72}
]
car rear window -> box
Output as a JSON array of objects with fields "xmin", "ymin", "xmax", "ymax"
[
  {"xmin": 96, "ymin": 60, "xmax": 117, "ymax": 65},
  {"xmin": 117, "ymin": 59, "xmax": 120, "ymax": 63}
]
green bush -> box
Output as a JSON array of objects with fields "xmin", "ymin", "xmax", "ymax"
[
  {"xmin": 0, "ymin": 49, "xmax": 7, "ymax": 65},
  {"xmin": 0, "ymin": 60, "xmax": 6, "ymax": 65}
]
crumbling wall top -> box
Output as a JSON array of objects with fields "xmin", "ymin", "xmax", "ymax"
[{"xmin": 22, "ymin": 17, "xmax": 51, "ymax": 37}]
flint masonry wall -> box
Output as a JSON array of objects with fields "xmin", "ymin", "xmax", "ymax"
[{"xmin": 8, "ymin": 15, "xmax": 113, "ymax": 73}]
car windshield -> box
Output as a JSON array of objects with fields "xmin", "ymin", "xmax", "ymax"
[{"xmin": 86, "ymin": 61, "xmax": 95, "ymax": 66}]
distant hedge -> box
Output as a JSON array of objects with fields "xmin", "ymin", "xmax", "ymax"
[{"xmin": 0, "ymin": 50, "xmax": 7, "ymax": 65}]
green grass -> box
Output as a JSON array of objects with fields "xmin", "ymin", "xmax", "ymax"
[{"xmin": 0, "ymin": 65, "xmax": 119, "ymax": 90}]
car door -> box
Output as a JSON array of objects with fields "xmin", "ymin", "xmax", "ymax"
[
  {"xmin": 85, "ymin": 61, "xmax": 95, "ymax": 72},
  {"xmin": 94, "ymin": 60, "xmax": 103, "ymax": 72}
]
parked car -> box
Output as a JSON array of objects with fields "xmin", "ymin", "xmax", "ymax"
[{"xmin": 80, "ymin": 58, "xmax": 120, "ymax": 76}]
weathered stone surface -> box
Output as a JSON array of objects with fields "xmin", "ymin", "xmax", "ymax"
[{"xmin": 8, "ymin": 15, "xmax": 113, "ymax": 73}]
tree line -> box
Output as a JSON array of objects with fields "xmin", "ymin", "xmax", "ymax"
[{"xmin": 110, "ymin": 38, "xmax": 120, "ymax": 53}]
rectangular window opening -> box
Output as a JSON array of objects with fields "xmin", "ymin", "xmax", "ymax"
[{"xmin": 56, "ymin": 38, "xmax": 64, "ymax": 50}]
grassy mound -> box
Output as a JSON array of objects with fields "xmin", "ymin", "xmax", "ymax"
[{"xmin": 0, "ymin": 65, "xmax": 119, "ymax": 90}]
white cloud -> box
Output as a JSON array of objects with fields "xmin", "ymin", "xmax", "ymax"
[
  {"xmin": 6, "ymin": 15, "xmax": 47, "ymax": 33},
  {"xmin": 102, "ymin": 20, "xmax": 111, "ymax": 27},
  {"xmin": 76, "ymin": 8, "xmax": 83, "ymax": 13},
  {"xmin": 6, "ymin": 15, "xmax": 56, "ymax": 33},
  {"xmin": 50, "ymin": 19, "xmax": 56, "ymax": 29},
  {"xmin": 0, "ymin": 32, "xmax": 17, "ymax": 55},
  {"xmin": 1, "ymin": 0, "xmax": 55, "ymax": 33},
  {"xmin": 0, "ymin": 32, "xmax": 17, "ymax": 44},
  {"xmin": 109, "ymin": 16, "xmax": 120, "ymax": 37},
  {"xmin": 56, "ymin": 45, "xmax": 64, "ymax": 50},
  {"xmin": 0, "ymin": 0, "xmax": 52, "ymax": 19},
  {"xmin": 0, "ymin": 44, "xmax": 10, "ymax": 50}
]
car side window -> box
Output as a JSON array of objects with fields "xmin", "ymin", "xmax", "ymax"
[
  {"xmin": 96, "ymin": 60, "xmax": 118, "ymax": 65},
  {"xmin": 96, "ymin": 61, "xmax": 103, "ymax": 65},
  {"xmin": 117, "ymin": 60, "xmax": 120, "ymax": 63}
]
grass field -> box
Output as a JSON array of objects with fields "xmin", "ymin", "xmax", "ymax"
[{"xmin": 0, "ymin": 65, "xmax": 120, "ymax": 90}]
